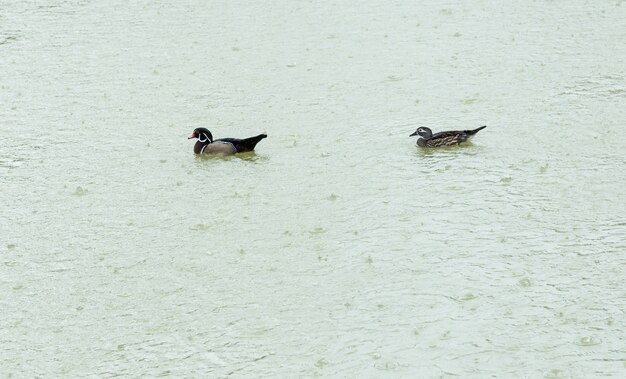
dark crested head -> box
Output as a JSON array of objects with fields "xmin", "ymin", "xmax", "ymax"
[
  {"xmin": 188, "ymin": 128, "xmax": 213, "ymax": 142},
  {"xmin": 409, "ymin": 127, "xmax": 432, "ymax": 138}
]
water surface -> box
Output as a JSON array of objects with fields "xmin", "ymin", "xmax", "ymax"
[{"xmin": 1, "ymin": 1, "xmax": 625, "ymax": 377}]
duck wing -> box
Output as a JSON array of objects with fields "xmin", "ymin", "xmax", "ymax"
[
  {"xmin": 430, "ymin": 130, "xmax": 463, "ymax": 139},
  {"xmin": 215, "ymin": 134, "xmax": 267, "ymax": 153}
]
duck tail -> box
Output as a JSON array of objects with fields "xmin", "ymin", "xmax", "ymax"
[
  {"xmin": 468, "ymin": 125, "xmax": 487, "ymax": 134},
  {"xmin": 241, "ymin": 133, "xmax": 267, "ymax": 151}
]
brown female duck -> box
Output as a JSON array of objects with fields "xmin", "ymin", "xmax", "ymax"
[{"xmin": 410, "ymin": 125, "xmax": 486, "ymax": 147}]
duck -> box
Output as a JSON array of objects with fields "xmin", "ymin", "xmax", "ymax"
[
  {"xmin": 188, "ymin": 128, "xmax": 267, "ymax": 155},
  {"xmin": 409, "ymin": 125, "xmax": 486, "ymax": 147}
]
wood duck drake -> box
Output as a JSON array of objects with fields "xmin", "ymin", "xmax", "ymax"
[
  {"xmin": 409, "ymin": 125, "xmax": 486, "ymax": 147},
  {"xmin": 188, "ymin": 128, "xmax": 267, "ymax": 155}
]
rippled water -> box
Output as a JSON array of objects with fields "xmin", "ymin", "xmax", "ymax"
[{"xmin": 2, "ymin": 1, "xmax": 625, "ymax": 377}]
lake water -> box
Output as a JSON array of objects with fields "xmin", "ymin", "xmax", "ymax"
[{"xmin": 2, "ymin": 1, "xmax": 625, "ymax": 377}]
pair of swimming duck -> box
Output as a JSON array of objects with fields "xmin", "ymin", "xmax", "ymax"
[{"xmin": 188, "ymin": 125, "xmax": 487, "ymax": 155}]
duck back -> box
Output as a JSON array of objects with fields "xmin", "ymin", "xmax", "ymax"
[{"xmin": 216, "ymin": 134, "xmax": 267, "ymax": 153}]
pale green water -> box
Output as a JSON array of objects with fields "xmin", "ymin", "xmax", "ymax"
[{"xmin": 1, "ymin": 1, "xmax": 626, "ymax": 378}]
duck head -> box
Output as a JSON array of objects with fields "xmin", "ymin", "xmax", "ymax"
[
  {"xmin": 409, "ymin": 127, "xmax": 433, "ymax": 139},
  {"xmin": 188, "ymin": 128, "xmax": 213, "ymax": 143}
]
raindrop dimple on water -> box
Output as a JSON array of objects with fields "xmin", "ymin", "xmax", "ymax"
[
  {"xmin": 460, "ymin": 293, "xmax": 477, "ymax": 301},
  {"xmin": 575, "ymin": 336, "xmax": 602, "ymax": 346},
  {"xmin": 73, "ymin": 186, "xmax": 87, "ymax": 196},
  {"xmin": 544, "ymin": 369, "xmax": 566, "ymax": 379}
]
